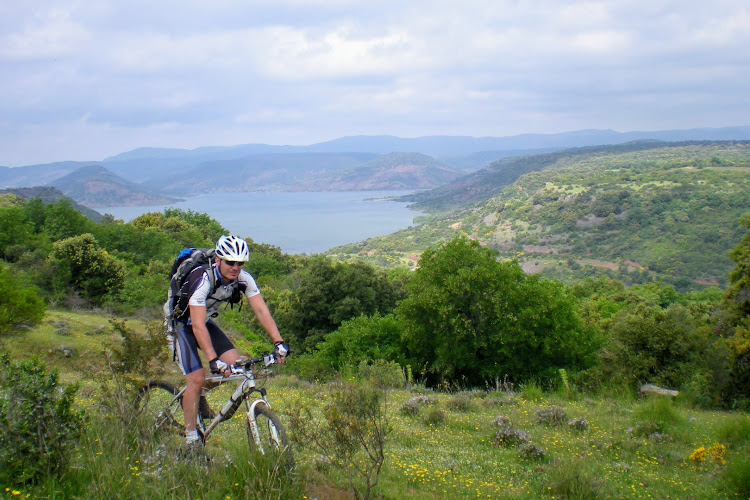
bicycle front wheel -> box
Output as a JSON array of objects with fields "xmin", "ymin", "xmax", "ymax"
[
  {"xmin": 247, "ymin": 404, "xmax": 294, "ymax": 466},
  {"xmin": 138, "ymin": 381, "xmax": 185, "ymax": 434}
]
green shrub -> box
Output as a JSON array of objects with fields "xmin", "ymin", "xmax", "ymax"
[
  {"xmin": 107, "ymin": 319, "xmax": 169, "ymax": 379},
  {"xmin": 715, "ymin": 413, "xmax": 750, "ymax": 448},
  {"xmin": 446, "ymin": 392, "xmax": 475, "ymax": 412},
  {"xmin": 631, "ymin": 397, "xmax": 684, "ymax": 438},
  {"xmin": 545, "ymin": 458, "xmax": 607, "ymax": 499},
  {"xmin": 357, "ymin": 359, "xmax": 405, "ymax": 389},
  {"xmin": 0, "ymin": 266, "xmax": 45, "ymax": 334},
  {"xmin": 287, "ymin": 353, "xmax": 338, "ymax": 382},
  {"xmin": 601, "ymin": 302, "xmax": 712, "ymax": 390},
  {"xmin": 397, "ymin": 237, "xmax": 599, "ymax": 387},
  {"xmin": 722, "ymin": 455, "xmax": 750, "ymax": 497},
  {"xmin": 424, "ymin": 408, "xmax": 446, "ymax": 426},
  {"xmin": 520, "ymin": 381, "xmax": 545, "ymax": 401},
  {"xmin": 0, "ymin": 353, "xmax": 84, "ymax": 485},
  {"xmin": 288, "ymin": 382, "xmax": 389, "ymax": 500},
  {"xmin": 49, "ymin": 233, "xmax": 126, "ymax": 306},
  {"xmin": 535, "ymin": 406, "xmax": 568, "ymax": 426},
  {"xmin": 308, "ymin": 313, "xmax": 405, "ymax": 372}
]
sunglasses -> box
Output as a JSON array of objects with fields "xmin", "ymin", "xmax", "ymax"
[{"xmin": 223, "ymin": 260, "xmax": 244, "ymax": 268}]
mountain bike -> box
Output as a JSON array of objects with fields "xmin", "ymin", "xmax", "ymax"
[{"xmin": 138, "ymin": 354, "xmax": 293, "ymax": 466}]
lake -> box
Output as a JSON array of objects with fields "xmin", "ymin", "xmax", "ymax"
[{"xmin": 103, "ymin": 191, "xmax": 421, "ymax": 254}]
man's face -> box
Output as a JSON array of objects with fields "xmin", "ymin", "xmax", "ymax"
[{"xmin": 216, "ymin": 257, "xmax": 243, "ymax": 281}]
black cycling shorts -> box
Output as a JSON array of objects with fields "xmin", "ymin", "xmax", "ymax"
[{"xmin": 174, "ymin": 319, "xmax": 235, "ymax": 375}]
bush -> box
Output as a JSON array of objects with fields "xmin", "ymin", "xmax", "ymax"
[
  {"xmin": 545, "ymin": 458, "xmax": 606, "ymax": 499},
  {"xmin": 399, "ymin": 395, "xmax": 435, "ymax": 416},
  {"xmin": 446, "ymin": 393, "xmax": 475, "ymax": 412},
  {"xmin": 722, "ymin": 455, "xmax": 750, "ymax": 497},
  {"xmin": 0, "ymin": 266, "xmax": 45, "ymax": 334},
  {"xmin": 107, "ymin": 319, "xmax": 170, "ymax": 379},
  {"xmin": 535, "ymin": 406, "xmax": 568, "ymax": 426},
  {"xmin": 306, "ymin": 313, "xmax": 405, "ymax": 370},
  {"xmin": 0, "ymin": 353, "xmax": 84, "ymax": 485},
  {"xmin": 518, "ymin": 442, "xmax": 546, "ymax": 460},
  {"xmin": 357, "ymin": 359, "xmax": 405, "ymax": 389},
  {"xmin": 49, "ymin": 233, "xmax": 126, "ymax": 305},
  {"xmin": 424, "ymin": 408, "xmax": 446, "ymax": 426},
  {"xmin": 288, "ymin": 382, "xmax": 389, "ymax": 500},
  {"xmin": 492, "ymin": 428, "xmax": 531, "ymax": 447},
  {"xmin": 715, "ymin": 413, "xmax": 750, "ymax": 448},
  {"xmin": 521, "ymin": 381, "xmax": 545, "ymax": 401},
  {"xmin": 631, "ymin": 398, "xmax": 684, "ymax": 438}
]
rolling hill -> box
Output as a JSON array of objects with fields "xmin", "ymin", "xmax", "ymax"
[
  {"xmin": 292, "ymin": 152, "xmax": 462, "ymax": 191},
  {"xmin": 158, "ymin": 152, "xmax": 380, "ymax": 194},
  {"xmin": 48, "ymin": 165, "xmax": 180, "ymax": 207}
]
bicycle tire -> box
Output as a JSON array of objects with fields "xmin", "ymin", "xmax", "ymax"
[
  {"xmin": 247, "ymin": 404, "xmax": 294, "ymax": 467},
  {"xmin": 138, "ymin": 381, "xmax": 185, "ymax": 434}
]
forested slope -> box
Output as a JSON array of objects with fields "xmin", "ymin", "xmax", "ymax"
[{"xmin": 330, "ymin": 142, "xmax": 750, "ymax": 289}]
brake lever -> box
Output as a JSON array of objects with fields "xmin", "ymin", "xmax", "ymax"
[{"xmin": 263, "ymin": 354, "xmax": 276, "ymax": 367}]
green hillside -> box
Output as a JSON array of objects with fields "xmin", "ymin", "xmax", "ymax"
[
  {"xmin": 0, "ymin": 186, "xmax": 103, "ymax": 221},
  {"xmin": 329, "ymin": 142, "xmax": 750, "ymax": 289}
]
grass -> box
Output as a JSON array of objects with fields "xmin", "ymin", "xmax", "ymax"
[{"xmin": 3, "ymin": 310, "xmax": 750, "ymax": 498}]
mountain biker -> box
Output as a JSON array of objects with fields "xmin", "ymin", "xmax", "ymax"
[{"xmin": 170, "ymin": 235, "xmax": 289, "ymax": 448}]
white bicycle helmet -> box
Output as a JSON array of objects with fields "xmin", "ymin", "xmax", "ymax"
[{"xmin": 215, "ymin": 235, "xmax": 249, "ymax": 261}]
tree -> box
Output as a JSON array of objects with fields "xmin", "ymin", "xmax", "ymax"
[
  {"xmin": 42, "ymin": 199, "xmax": 91, "ymax": 241},
  {"xmin": 601, "ymin": 303, "xmax": 711, "ymax": 390},
  {"xmin": 724, "ymin": 213, "xmax": 750, "ymax": 321},
  {"xmin": 130, "ymin": 210, "xmax": 218, "ymax": 249},
  {"xmin": 49, "ymin": 233, "xmax": 126, "ymax": 305},
  {"xmin": 0, "ymin": 266, "xmax": 45, "ymax": 334},
  {"xmin": 396, "ymin": 237, "xmax": 597, "ymax": 386},
  {"xmin": 0, "ymin": 206, "xmax": 32, "ymax": 258},
  {"xmin": 163, "ymin": 208, "xmax": 227, "ymax": 243},
  {"xmin": 282, "ymin": 257, "xmax": 401, "ymax": 352},
  {"xmin": 719, "ymin": 213, "xmax": 750, "ymax": 406}
]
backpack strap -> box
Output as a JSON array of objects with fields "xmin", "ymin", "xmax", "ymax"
[{"xmin": 172, "ymin": 263, "xmax": 216, "ymax": 322}]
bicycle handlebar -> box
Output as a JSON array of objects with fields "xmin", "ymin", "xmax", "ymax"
[{"xmin": 232, "ymin": 353, "xmax": 277, "ymax": 372}]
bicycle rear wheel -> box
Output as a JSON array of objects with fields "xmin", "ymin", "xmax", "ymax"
[
  {"xmin": 247, "ymin": 404, "xmax": 294, "ymax": 467},
  {"xmin": 138, "ymin": 381, "xmax": 185, "ymax": 434}
]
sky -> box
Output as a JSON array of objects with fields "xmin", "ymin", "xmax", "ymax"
[{"xmin": 1, "ymin": 0, "xmax": 749, "ymax": 166}]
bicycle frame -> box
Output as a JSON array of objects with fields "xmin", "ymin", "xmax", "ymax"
[
  {"xmin": 160, "ymin": 355, "xmax": 277, "ymax": 445},
  {"xmin": 201, "ymin": 367, "xmax": 272, "ymax": 441}
]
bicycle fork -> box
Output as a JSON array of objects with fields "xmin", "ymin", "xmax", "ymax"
[{"xmin": 247, "ymin": 398, "xmax": 282, "ymax": 454}]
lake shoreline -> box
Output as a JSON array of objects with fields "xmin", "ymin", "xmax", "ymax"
[{"xmin": 103, "ymin": 190, "xmax": 422, "ymax": 254}]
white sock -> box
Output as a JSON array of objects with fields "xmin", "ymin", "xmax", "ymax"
[{"xmin": 186, "ymin": 430, "xmax": 200, "ymax": 443}]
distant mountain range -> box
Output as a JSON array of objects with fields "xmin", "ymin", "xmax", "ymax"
[{"xmin": 1, "ymin": 126, "xmax": 749, "ymax": 207}]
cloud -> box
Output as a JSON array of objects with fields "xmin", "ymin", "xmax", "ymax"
[{"xmin": 1, "ymin": 0, "xmax": 749, "ymax": 165}]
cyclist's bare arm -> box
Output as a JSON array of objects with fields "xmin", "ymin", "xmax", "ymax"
[
  {"xmin": 188, "ymin": 304, "xmax": 219, "ymax": 361},
  {"xmin": 248, "ymin": 294, "xmax": 283, "ymax": 345}
]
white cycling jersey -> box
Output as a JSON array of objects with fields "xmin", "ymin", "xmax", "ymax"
[{"xmin": 186, "ymin": 264, "xmax": 260, "ymax": 318}]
